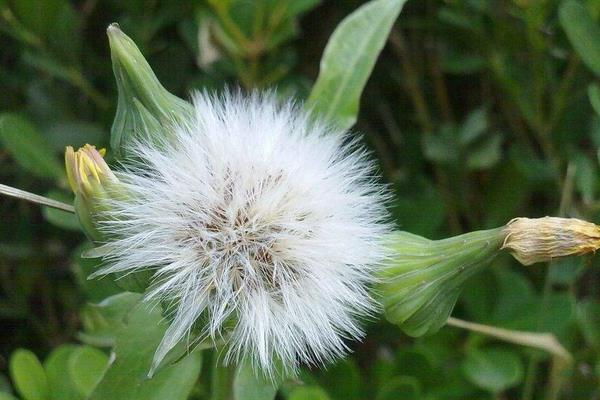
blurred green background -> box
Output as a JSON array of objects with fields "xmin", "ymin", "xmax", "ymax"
[{"xmin": 1, "ymin": 0, "xmax": 600, "ymax": 399}]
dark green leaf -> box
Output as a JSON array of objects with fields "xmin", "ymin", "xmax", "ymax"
[
  {"xmin": 0, "ymin": 114, "xmax": 64, "ymax": 179},
  {"xmin": 577, "ymin": 300, "xmax": 600, "ymax": 351},
  {"xmin": 375, "ymin": 376, "xmax": 420, "ymax": 400}
]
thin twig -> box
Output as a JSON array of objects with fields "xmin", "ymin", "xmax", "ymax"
[
  {"xmin": 446, "ymin": 317, "xmax": 572, "ymax": 363},
  {"xmin": 0, "ymin": 183, "xmax": 75, "ymax": 213}
]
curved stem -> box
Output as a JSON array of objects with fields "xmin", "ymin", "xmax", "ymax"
[{"xmin": 447, "ymin": 317, "xmax": 571, "ymax": 363}]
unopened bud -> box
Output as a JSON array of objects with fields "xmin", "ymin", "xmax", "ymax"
[
  {"xmin": 107, "ymin": 23, "xmax": 193, "ymax": 157},
  {"xmin": 65, "ymin": 144, "xmax": 118, "ymax": 241},
  {"xmin": 502, "ymin": 217, "xmax": 600, "ymax": 265}
]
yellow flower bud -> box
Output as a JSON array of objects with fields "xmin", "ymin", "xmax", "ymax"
[
  {"xmin": 65, "ymin": 144, "xmax": 118, "ymax": 241},
  {"xmin": 65, "ymin": 144, "xmax": 116, "ymax": 199},
  {"xmin": 502, "ymin": 217, "xmax": 600, "ymax": 265}
]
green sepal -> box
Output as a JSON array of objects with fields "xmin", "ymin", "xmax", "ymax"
[{"xmin": 379, "ymin": 228, "xmax": 505, "ymax": 336}]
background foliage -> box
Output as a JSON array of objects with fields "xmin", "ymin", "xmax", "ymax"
[{"xmin": 1, "ymin": 0, "xmax": 600, "ymax": 399}]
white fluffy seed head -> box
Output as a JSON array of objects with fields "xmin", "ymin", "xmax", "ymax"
[{"xmin": 94, "ymin": 91, "xmax": 390, "ymax": 376}]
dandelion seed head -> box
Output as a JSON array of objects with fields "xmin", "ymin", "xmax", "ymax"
[{"xmin": 94, "ymin": 91, "xmax": 389, "ymax": 376}]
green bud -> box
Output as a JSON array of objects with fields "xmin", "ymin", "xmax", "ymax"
[
  {"xmin": 65, "ymin": 144, "xmax": 151, "ymax": 292},
  {"xmin": 379, "ymin": 228, "xmax": 505, "ymax": 337},
  {"xmin": 107, "ymin": 23, "xmax": 194, "ymax": 157}
]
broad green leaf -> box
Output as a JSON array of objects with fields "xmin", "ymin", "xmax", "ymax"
[
  {"xmin": 42, "ymin": 190, "xmax": 80, "ymax": 231},
  {"xmin": 462, "ymin": 348, "xmax": 523, "ymax": 393},
  {"xmin": 288, "ymin": 386, "xmax": 330, "ymax": 400},
  {"xmin": 89, "ymin": 296, "xmax": 202, "ymax": 400},
  {"xmin": 0, "ymin": 394, "xmax": 18, "ymax": 400},
  {"xmin": 306, "ymin": 0, "xmax": 408, "ymax": 130},
  {"xmin": 44, "ymin": 345, "xmax": 82, "ymax": 400},
  {"xmin": 375, "ymin": 376, "xmax": 420, "ymax": 400},
  {"xmin": 9, "ymin": 349, "xmax": 49, "ymax": 400},
  {"xmin": 68, "ymin": 346, "xmax": 109, "ymax": 397},
  {"xmin": 233, "ymin": 361, "xmax": 278, "ymax": 400},
  {"xmin": 0, "ymin": 114, "xmax": 63, "ymax": 179},
  {"xmin": 559, "ymin": 0, "xmax": 600, "ymax": 76}
]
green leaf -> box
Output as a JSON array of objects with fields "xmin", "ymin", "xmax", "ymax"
[
  {"xmin": 422, "ymin": 127, "xmax": 459, "ymax": 165},
  {"xmin": 78, "ymin": 292, "xmax": 142, "ymax": 348},
  {"xmin": 44, "ymin": 345, "xmax": 83, "ymax": 400},
  {"xmin": 0, "ymin": 394, "xmax": 18, "ymax": 400},
  {"xmin": 548, "ymin": 256, "xmax": 586, "ymax": 286},
  {"xmin": 577, "ymin": 299, "xmax": 600, "ymax": 351},
  {"xmin": 459, "ymin": 108, "xmax": 488, "ymax": 145},
  {"xmin": 45, "ymin": 121, "xmax": 105, "ymax": 152},
  {"xmin": 559, "ymin": 0, "xmax": 600, "ymax": 77},
  {"xmin": 375, "ymin": 376, "xmax": 420, "ymax": 400},
  {"xmin": 233, "ymin": 361, "xmax": 278, "ymax": 400},
  {"xmin": 288, "ymin": 386, "xmax": 330, "ymax": 400},
  {"xmin": 42, "ymin": 190, "xmax": 80, "ymax": 231},
  {"xmin": 9, "ymin": 349, "xmax": 49, "ymax": 400},
  {"xmin": 68, "ymin": 346, "xmax": 109, "ymax": 397},
  {"xmin": 89, "ymin": 296, "xmax": 202, "ymax": 400},
  {"xmin": 588, "ymin": 83, "xmax": 600, "ymax": 116},
  {"xmin": 0, "ymin": 374, "xmax": 12, "ymax": 393},
  {"xmin": 466, "ymin": 134, "xmax": 502, "ymax": 170},
  {"xmin": 462, "ymin": 348, "xmax": 523, "ymax": 393},
  {"xmin": 316, "ymin": 359, "xmax": 361, "ymax": 400},
  {"xmin": 71, "ymin": 243, "xmax": 122, "ymax": 304},
  {"xmin": 0, "ymin": 114, "xmax": 64, "ymax": 179},
  {"xmin": 306, "ymin": 0, "xmax": 408, "ymax": 130}
]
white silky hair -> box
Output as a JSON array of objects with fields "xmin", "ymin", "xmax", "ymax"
[{"xmin": 94, "ymin": 90, "xmax": 390, "ymax": 376}]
